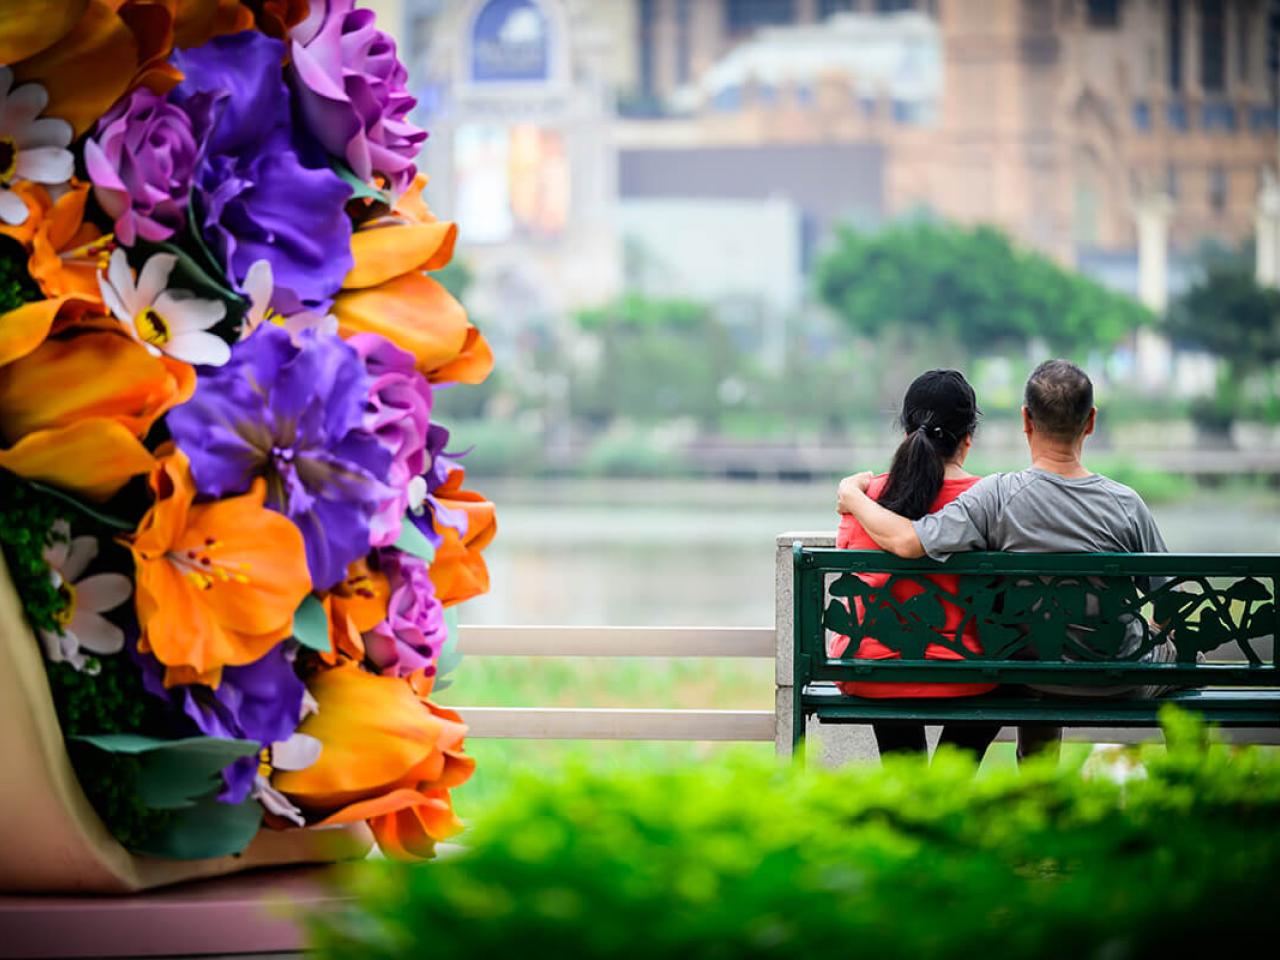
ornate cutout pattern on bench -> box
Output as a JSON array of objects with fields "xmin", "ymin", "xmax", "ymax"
[{"xmin": 823, "ymin": 571, "xmax": 1276, "ymax": 665}]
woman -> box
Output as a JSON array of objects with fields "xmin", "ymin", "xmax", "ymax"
[{"xmin": 829, "ymin": 369, "xmax": 999, "ymax": 762}]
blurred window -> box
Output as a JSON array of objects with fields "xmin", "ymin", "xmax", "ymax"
[
  {"xmin": 1166, "ymin": 100, "xmax": 1190, "ymax": 130},
  {"xmin": 1209, "ymin": 165, "xmax": 1228, "ymax": 214},
  {"xmin": 819, "ymin": 0, "xmax": 855, "ymax": 17},
  {"xmin": 1168, "ymin": 0, "xmax": 1183, "ymax": 90},
  {"xmin": 1202, "ymin": 100, "xmax": 1237, "ymax": 130},
  {"xmin": 1166, "ymin": 162, "xmax": 1179, "ymax": 198},
  {"xmin": 1086, "ymin": 0, "xmax": 1120, "ymax": 28},
  {"xmin": 757, "ymin": 83, "xmax": 778, "ymax": 105},
  {"xmin": 795, "ymin": 84, "xmax": 814, "ymax": 107},
  {"xmin": 1201, "ymin": 0, "xmax": 1226, "ymax": 92},
  {"xmin": 861, "ymin": 95, "xmax": 877, "ymax": 118},
  {"xmin": 675, "ymin": 0, "xmax": 692, "ymax": 85},
  {"xmin": 1132, "ymin": 100, "xmax": 1152, "ymax": 131},
  {"xmin": 876, "ymin": 0, "xmax": 913, "ymax": 11},
  {"xmin": 639, "ymin": 0, "xmax": 655, "ymax": 98},
  {"xmin": 1250, "ymin": 104, "xmax": 1278, "ymax": 131},
  {"xmin": 725, "ymin": 0, "xmax": 795, "ymax": 33}
]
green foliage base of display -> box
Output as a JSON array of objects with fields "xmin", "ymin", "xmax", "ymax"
[{"xmin": 311, "ymin": 711, "xmax": 1280, "ymax": 959}]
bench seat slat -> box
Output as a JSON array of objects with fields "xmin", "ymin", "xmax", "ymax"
[{"xmin": 801, "ymin": 685, "xmax": 1280, "ymax": 727}]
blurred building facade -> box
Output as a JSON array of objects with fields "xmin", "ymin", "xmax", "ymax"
[{"xmin": 399, "ymin": 0, "xmax": 1279, "ymax": 316}]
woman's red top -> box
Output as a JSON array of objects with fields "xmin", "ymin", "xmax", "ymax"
[{"xmin": 829, "ymin": 473, "xmax": 996, "ymax": 699}]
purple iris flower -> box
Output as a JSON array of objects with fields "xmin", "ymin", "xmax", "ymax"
[
  {"xmin": 170, "ymin": 31, "xmax": 353, "ymax": 314},
  {"xmin": 364, "ymin": 549, "xmax": 447, "ymax": 678},
  {"xmin": 290, "ymin": 0, "xmax": 426, "ymax": 195},
  {"xmin": 166, "ymin": 323, "xmax": 393, "ymax": 590},
  {"xmin": 134, "ymin": 642, "xmax": 305, "ymax": 803}
]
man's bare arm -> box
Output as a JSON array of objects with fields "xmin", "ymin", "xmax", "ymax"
[{"xmin": 836, "ymin": 472, "xmax": 925, "ymax": 559}]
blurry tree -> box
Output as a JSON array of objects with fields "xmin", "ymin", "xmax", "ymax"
[
  {"xmin": 1164, "ymin": 263, "xmax": 1280, "ymax": 430},
  {"xmin": 432, "ymin": 258, "xmax": 474, "ymax": 302},
  {"xmin": 815, "ymin": 221, "xmax": 1150, "ymax": 356},
  {"xmin": 570, "ymin": 295, "xmax": 736, "ymax": 429}
]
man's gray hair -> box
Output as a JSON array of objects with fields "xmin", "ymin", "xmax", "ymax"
[{"xmin": 1024, "ymin": 359, "xmax": 1094, "ymax": 440}]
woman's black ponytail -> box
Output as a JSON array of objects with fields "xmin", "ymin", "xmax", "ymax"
[
  {"xmin": 875, "ymin": 370, "xmax": 978, "ymax": 521},
  {"xmin": 878, "ymin": 425, "xmax": 949, "ymax": 521}
]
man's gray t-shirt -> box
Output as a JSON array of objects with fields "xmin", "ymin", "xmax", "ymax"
[
  {"xmin": 912, "ymin": 469, "xmax": 1168, "ymax": 560},
  {"xmin": 912, "ymin": 469, "xmax": 1170, "ymax": 675}
]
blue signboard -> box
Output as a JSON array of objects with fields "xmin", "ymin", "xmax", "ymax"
[{"xmin": 471, "ymin": 0, "xmax": 551, "ymax": 84}]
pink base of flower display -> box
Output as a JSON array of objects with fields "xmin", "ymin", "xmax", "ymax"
[{"xmin": 0, "ymin": 554, "xmax": 373, "ymax": 894}]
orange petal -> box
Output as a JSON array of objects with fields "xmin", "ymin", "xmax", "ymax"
[
  {"xmin": 13, "ymin": 0, "xmax": 140, "ymax": 138},
  {"xmin": 429, "ymin": 479, "xmax": 495, "ymax": 607},
  {"xmin": 274, "ymin": 664, "xmax": 467, "ymax": 807},
  {"xmin": 131, "ymin": 458, "xmax": 312, "ymax": 677},
  {"xmin": 333, "ymin": 272, "xmax": 480, "ymax": 381},
  {"xmin": 0, "ymin": 330, "xmax": 194, "ymax": 441},
  {"xmin": 30, "ymin": 184, "xmax": 109, "ymax": 302},
  {"xmin": 0, "ymin": 297, "xmax": 67, "ymax": 367},
  {"xmin": 345, "ymin": 221, "xmax": 457, "ymax": 290},
  {"xmin": 429, "ymin": 325, "xmax": 494, "ymax": 385},
  {"xmin": 0, "ymin": 181, "xmax": 50, "ymax": 248},
  {"xmin": 0, "ymin": 417, "xmax": 154, "ymax": 501},
  {"xmin": 117, "ymin": 0, "xmax": 180, "ymax": 94},
  {"xmin": 0, "ymin": 0, "xmax": 88, "ymax": 63}
]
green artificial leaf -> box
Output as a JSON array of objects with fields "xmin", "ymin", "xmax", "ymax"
[
  {"xmin": 139, "ymin": 238, "xmax": 240, "ymax": 302},
  {"xmin": 130, "ymin": 795, "xmax": 263, "ymax": 860},
  {"xmin": 26, "ymin": 480, "xmax": 135, "ymax": 532},
  {"xmin": 394, "ymin": 514, "xmax": 436, "ymax": 563},
  {"xmin": 434, "ymin": 607, "xmax": 463, "ymax": 692},
  {"xmin": 292, "ymin": 593, "xmax": 331, "ymax": 653},
  {"xmin": 70, "ymin": 734, "xmax": 259, "ymax": 811},
  {"xmin": 331, "ymin": 159, "xmax": 393, "ymax": 204}
]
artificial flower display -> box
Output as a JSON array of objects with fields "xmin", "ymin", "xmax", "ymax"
[{"xmin": 0, "ymin": 0, "xmax": 492, "ymax": 865}]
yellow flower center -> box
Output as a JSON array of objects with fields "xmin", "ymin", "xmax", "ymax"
[
  {"xmin": 135, "ymin": 307, "xmax": 172, "ymax": 347},
  {"xmin": 167, "ymin": 537, "xmax": 251, "ymax": 591},
  {"xmin": 0, "ymin": 136, "xmax": 17, "ymax": 184},
  {"xmin": 257, "ymin": 746, "xmax": 273, "ymax": 780},
  {"xmin": 53, "ymin": 581, "xmax": 77, "ymax": 628}
]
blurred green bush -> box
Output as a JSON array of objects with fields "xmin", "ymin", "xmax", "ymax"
[{"xmin": 310, "ymin": 710, "xmax": 1279, "ymax": 958}]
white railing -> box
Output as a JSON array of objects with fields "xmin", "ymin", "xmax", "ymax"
[{"xmin": 451, "ymin": 532, "xmax": 1280, "ymax": 753}]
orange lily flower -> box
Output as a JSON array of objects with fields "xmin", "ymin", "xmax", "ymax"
[
  {"xmin": 129, "ymin": 449, "xmax": 312, "ymax": 686},
  {"xmin": 429, "ymin": 466, "xmax": 496, "ymax": 608},
  {"xmin": 0, "ymin": 181, "xmax": 110, "ymax": 301},
  {"xmin": 273, "ymin": 663, "xmax": 474, "ymax": 860},
  {"xmin": 0, "ymin": 1, "xmax": 89, "ymax": 65},
  {"xmin": 0, "ymin": 323, "xmax": 186, "ymax": 500},
  {"xmin": 320, "ymin": 558, "xmax": 391, "ymax": 664}
]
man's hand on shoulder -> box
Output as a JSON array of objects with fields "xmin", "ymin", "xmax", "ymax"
[{"xmin": 836, "ymin": 471, "xmax": 875, "ymax": 515}]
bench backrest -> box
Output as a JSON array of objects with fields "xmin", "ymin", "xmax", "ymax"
[{"xmin": 792, "ymin": 547, "xmax": 1280, "ymax": 690}]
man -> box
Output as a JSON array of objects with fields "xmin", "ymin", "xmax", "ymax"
[{"xmin": 837, "ymin": 360, "xmax": 1176, "ymax": 751}]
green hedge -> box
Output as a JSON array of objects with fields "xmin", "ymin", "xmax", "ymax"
[{"xmin": 310, "ymin": 711, "xmax": 1280, "ymax": 958}]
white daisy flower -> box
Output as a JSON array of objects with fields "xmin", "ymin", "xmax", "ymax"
[
  {"xmin": 252, "ymin": 732, "xmax": 322, "ymax": 827},
  {"xmin": 97, "ymin": 248, "xmax": 231, "ymax": 366},
  {"xmin": 39, "ymin": 523, "xmax": 132, "ymax": 673},
  {"xmin": 238, "ymin": 258, "xmax": 338, "ymax": 342},
  {"xmin": 0, "ymin": 67, "xmax": 74, "ymax": 226}
]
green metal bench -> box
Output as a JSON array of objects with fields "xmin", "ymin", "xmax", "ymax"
[{"xmin": 790, "ymin": 546, "xmax": 1280, "ymax": 756}]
